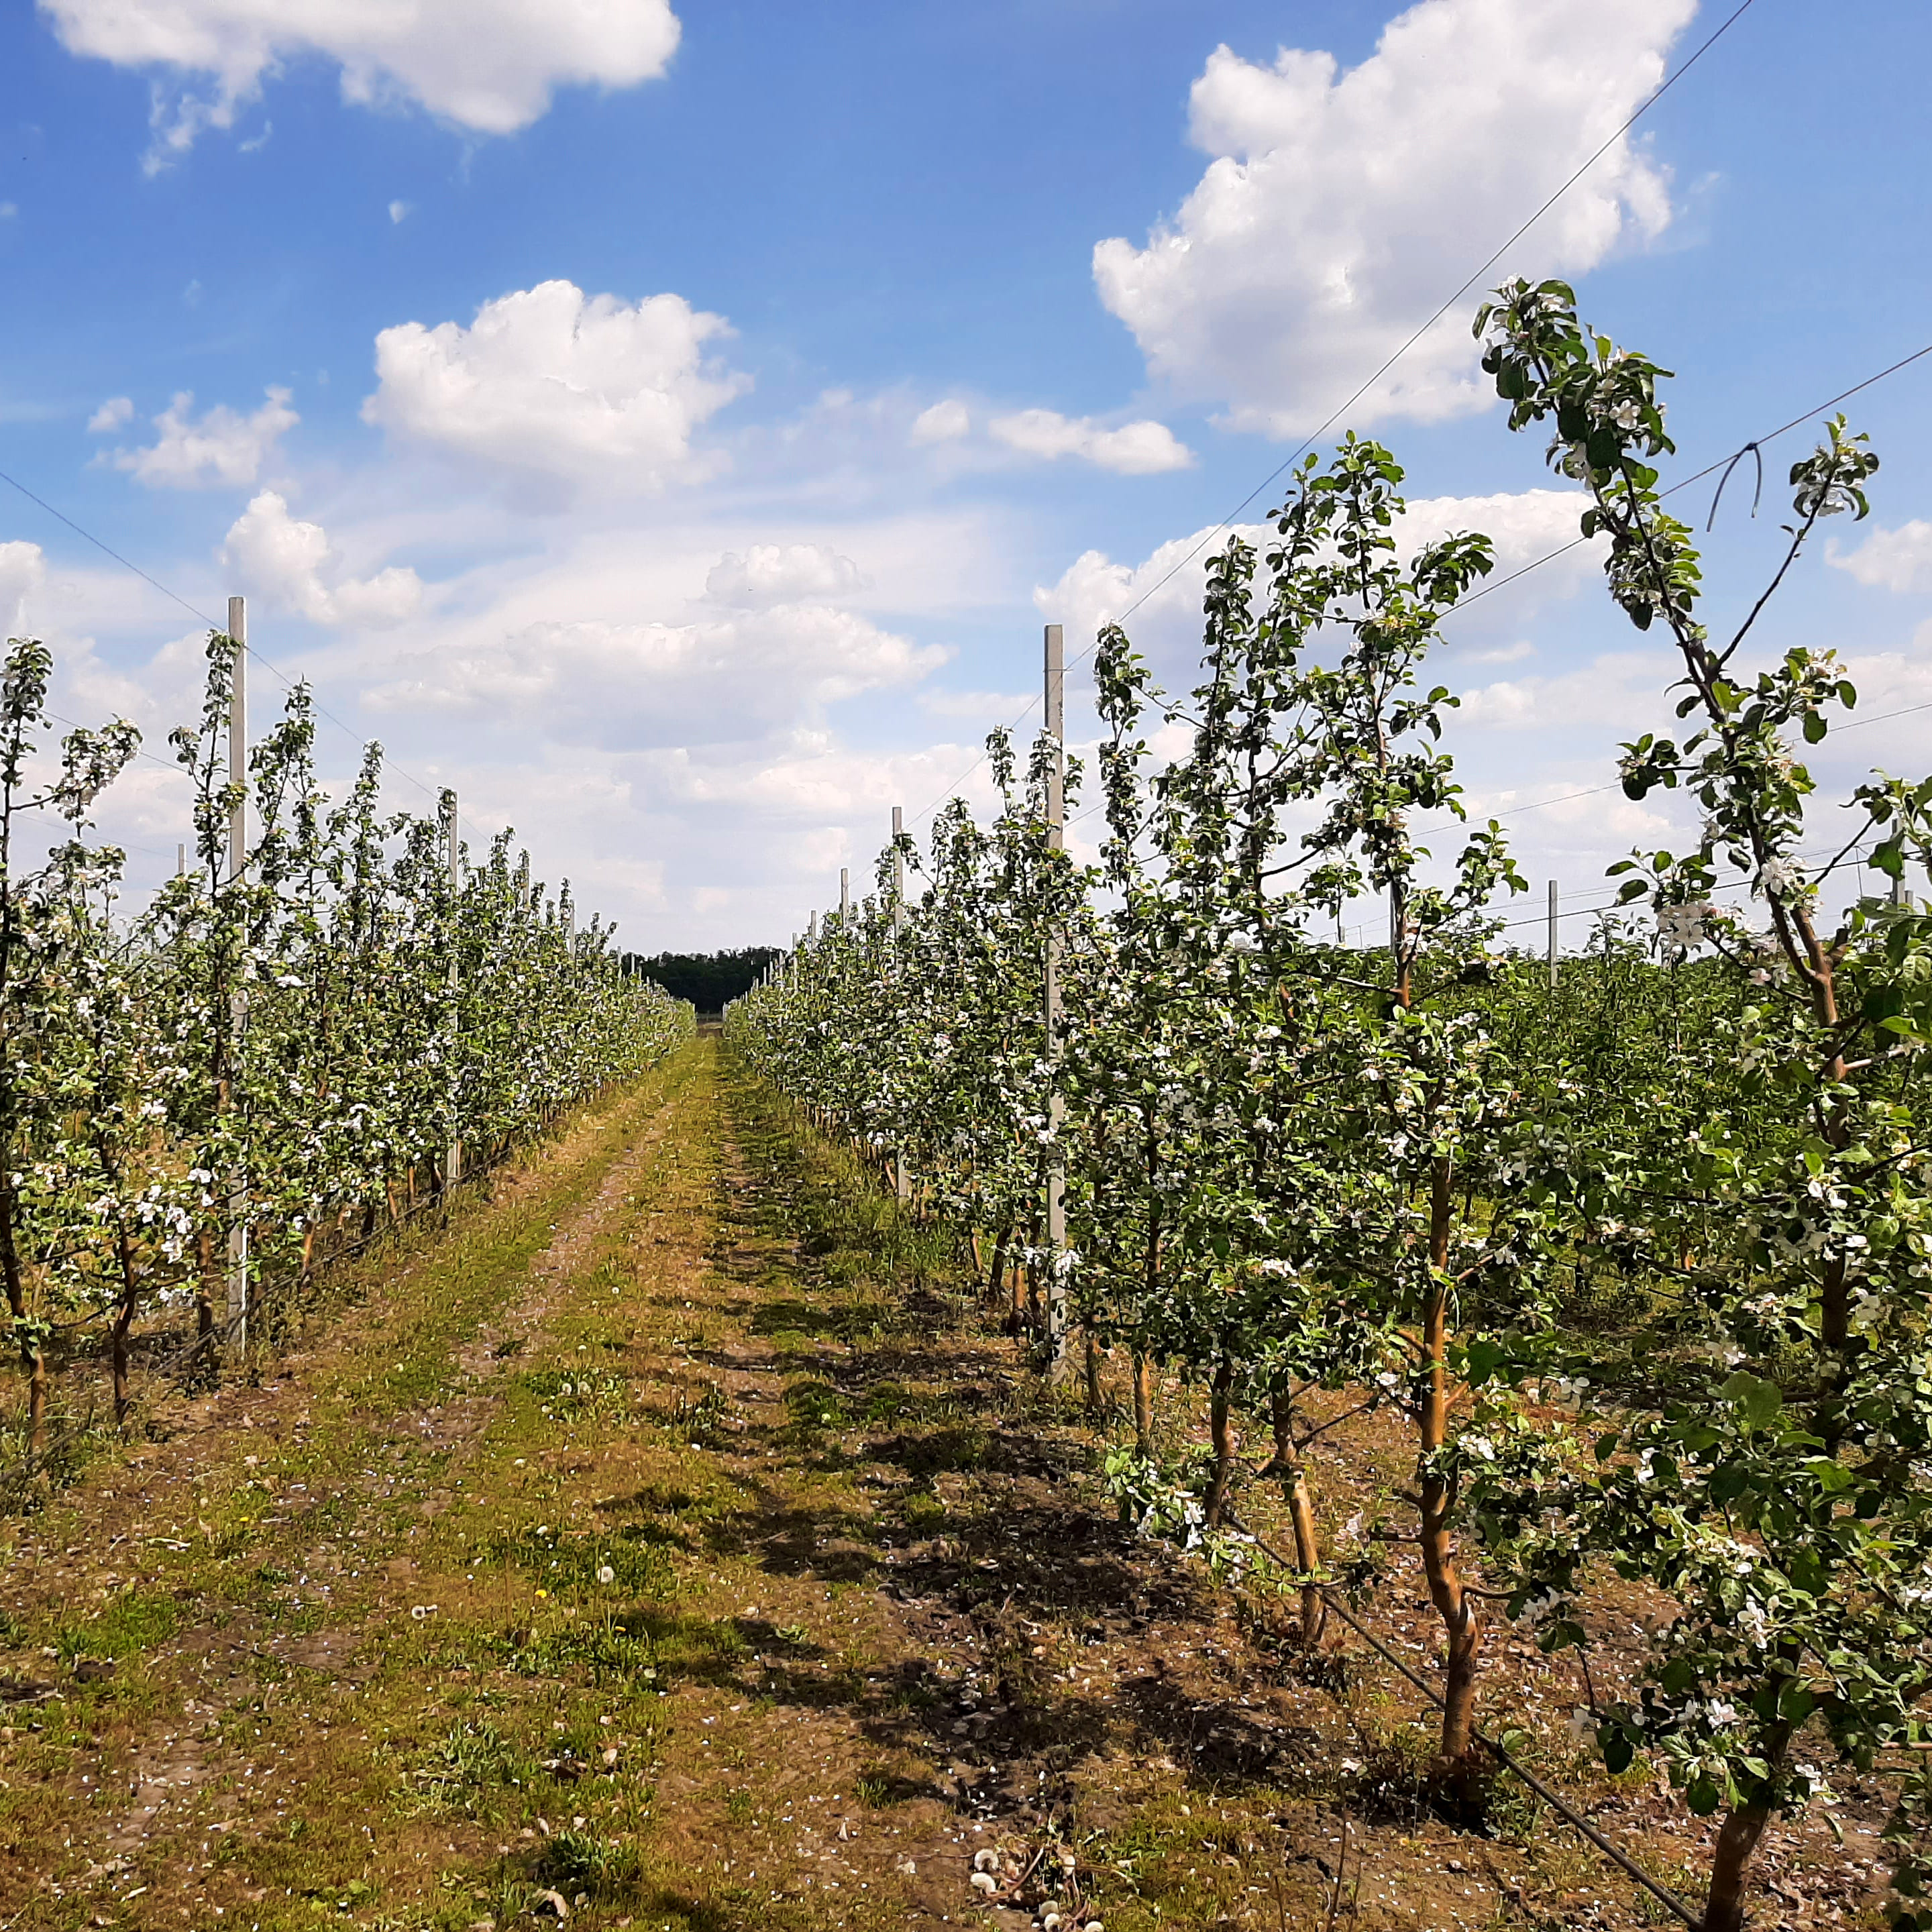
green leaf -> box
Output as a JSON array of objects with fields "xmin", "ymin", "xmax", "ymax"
[
  {"xmin": 1721, "ymin": 1371, "xmax": 1783, "ymax": 1434},
  {"xmin": 1777, "ymin": 1684, "xmax": 1817, "ymax": 1726}
]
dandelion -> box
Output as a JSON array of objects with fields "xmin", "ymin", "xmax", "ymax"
[{"xmin": 596, "ymin": 1564, "xmax": 616, "ymax": 1586}]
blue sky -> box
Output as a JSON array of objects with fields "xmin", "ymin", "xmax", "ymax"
[{"xmin": 3, "ymin": 0, "xmax": 1931, "ymax": 948}]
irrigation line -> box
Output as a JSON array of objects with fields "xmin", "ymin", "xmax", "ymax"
[{"xmin": 1219, "ymin": 1507, "xmax": 1703, "ymax": 1929}]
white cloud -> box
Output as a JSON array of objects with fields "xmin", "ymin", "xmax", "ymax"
[
  {"xmin": 0, "ymin": 203, "xmax": 16, "ymax": 220},
  {"xmin": 221, "ymin": 490, "xmax": 423, "ymax": 627},
  {"xmin": 1, "ymin": 540, "xmax": 47, "ymax": 631},
  {"xmin": 705, "ymin": 544, "xmax": 865, "ymax": 608},
  {"xmin": 1829, "ymin": 520, "xmax": 1932, "ymax": 594},
  {"xmin": 87, "ymin": 395, "xmax": 134, "ymax": 433},
  {"xmin": 1093, "ymin": 0, "xmax": 1693, "ymax": 436},
  {"xmin": 112, "ymin": 386, "xmax": 297, "ymax": 488},
  {"xmin": 42, "ymin": 0, "xmax": 681, "ymax": 168},
  {"xmin": 364, "ymin": 602, "xmax": 944, "ymax": 750},
  {"xmin": 910, "ymin": 398, "xmax": 971, "ymax": 445},
  {"xmin": 388, "ymin": 199, "xmax": 411, "ymax": 225},
  {"xmin": 989, "ymin": 409, "xmax": 1194, "ymax": 475},
  {"xmin": 363, "ymin": 280, "xmax": 749, "ymax": 491}
]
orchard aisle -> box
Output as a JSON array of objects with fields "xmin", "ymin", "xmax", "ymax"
[{"xmin": 0, "ymin": 1036, "xmax": 1026, "ymax": 1931}]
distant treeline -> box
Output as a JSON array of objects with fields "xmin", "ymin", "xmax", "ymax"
[{"xmin": 628, "ymin": 948, "xmax": 783, "ymax": 1014}]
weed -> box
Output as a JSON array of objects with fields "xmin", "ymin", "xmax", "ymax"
[
  {"xmin": 492, "ymin": 1521, "xmax": 675, "ymax": 1597},
  {"xmin": 521, "ymin": 1366, "xmax": 633, "ymax": 1420},
  {"xmin": 407, "ymin": 1720, "xmax": 529, "ymax": 1813},
  {"xmin": 55, "ymin": 1589, "xmax": 180, "ymax": 1662},
  {"xmin": 673, "ymin": 1382, "xmax": 731, "ymax": 1445},
  {"xmin": 493, "ymin": 1621, "xmax": 663, "ymax": 1687},
  {"xmin": 902, "ymin": 1490, "xmax": 947, "ymax": 1533},
  {"xmin": 783, "ymin": 1381, "xmax": 848, "ymax": 1433},
  {"xmin": 537, "ymin": 1828, "xmax": 642, "ymax": 1899}
]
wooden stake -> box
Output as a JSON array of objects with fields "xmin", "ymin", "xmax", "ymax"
[
  {"xmin": 1043, "ymin": 622, "xmax": 1068, "ymax": 1376},
  {"xmin": 445, "ymin": 789, "xmax": 462, "ymax": 1190},
  {"xmin": 225, "ymin": 596, "xmax": 249, "ymax": 1353},
  {"xmin": 1548, "ymin": 879, "xmax": 1558, "ymax": 992},
  {"xmin": 890, "ymin": 807, "xmax": 910, "ymax": 1204}
]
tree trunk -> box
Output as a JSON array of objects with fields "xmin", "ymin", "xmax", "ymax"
[
  {"xmin": 1420, "ymin": 1156, "xmax": 1481, "ymax": 1779},
  {"xmin": 195, "ymin": 1226, "xmax": 218, "ymax": 1371},
  {"xmin": 1265, "ymin": 1382, "xmax": 1327, "ymax": 1647},
  {"xmin": 1205, "ymin": 1350, "xmax": 1236, "ymax": 1527},
  {"xmin": 0, "ymin": 1179, "xmax": 45, "ymax": 1453},
  {"xmin": 1287, "ymin": 1465, "xmax": 1328, "ymax": 1649},
  {"xmin": 1133, "ymin": 1351, "xmax": 1155, "ymax": 1457},
  {"xmin": 111, "ymin": 1221, "xmax": 140, "ymax": 1430},
  {"xmin": 1703, "ymin": 1727, "xmax": 1790, "ymax": 1932},
  {"xmin": 1084, "ymin": 1328, "xmax": 1103, "ymax": 1415}
]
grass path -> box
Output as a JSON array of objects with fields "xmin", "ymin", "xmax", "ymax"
[
  {"xmin": 0, "ymin": 1036, "xmax": 1030, "ymax": 1932},
  {"xmin": 0, "ymin": 1036, "xmax": 1888, "ymax": 1932}
]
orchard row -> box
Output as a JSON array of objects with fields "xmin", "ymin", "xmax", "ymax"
[
  {"xmin": 729, "ymin": 284, "xmax": 1932, "ymax": 1932},
  {"xmin": 1, "ymin": 629, "xmax": 692, "ymax": 1470}
]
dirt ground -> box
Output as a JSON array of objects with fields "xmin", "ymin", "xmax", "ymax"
[{"xmin": 0, "ymin": 1036, "xmax": 1900, "ymax": 1931}]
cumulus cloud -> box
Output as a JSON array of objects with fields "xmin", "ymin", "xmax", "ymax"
[
  {"xmin": 910, "ymin": 398, "xmax": 971, "ymax": 445},
  {"xmin": 989, "ymin": 409, "xmax": 1194, "ymax": 475},
  {"xmin": 1829, "ymin": 520, "xmax": 1932, "ymax": 594},
  {"xmin": 1, "ymin": 540, "xmax": 46, "ymax": 630},
  {"xmin": 705, "ymin": 544, "xmax": 865, "ymax": 608},
  {"xmin": 364, "ymin": 602, "xmax": 945, "ymax": 750},
  {"xmin": 221, "ymin": 490, "xmax": 423, "ymax": 627},
  {"xmin": 87, "ymin": 396, "xmax": 134, "ymax": 433},
  {"xmin": 1093, "ymin": 0, "xmax": 1693, "ymax": 436},
  {"xmin": 111, "ymin": 386, "xmax": 297, "ymax": 488},
  {"xmin": 42, "ymin": 0, "xmax": 681, "ymax": 169},
  {"xmin": 363, "ymin": 280, "xmax": 749, "ymax": 491}
]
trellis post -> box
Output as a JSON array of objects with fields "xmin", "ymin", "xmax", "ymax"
[
  {"xmin": 444, "ymin": 790, "xmax": 462, "ymax": 1191},
  {"xmin": 225, "ymin": 596, "xmax": 250, "ymax": 1352},
  {"xmin": 1548, "ymin": 879, "xmax": 1558, "ymax": 992},
  {"xmin": 840, "ymin": 866, "xmax": 850, "ymax": 928},
  {"xmin": 891, "ymin": 806, "xmax": 910, "ymax": 1204},
  {"xmin": 1043, "ymin": 621, "xmax": 1068, "ymax": 1375}
]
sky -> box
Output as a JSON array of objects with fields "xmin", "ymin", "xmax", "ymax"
[{"xmin": 3, "ymin": 0, "xmax": 1932, "ymax": 953}]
